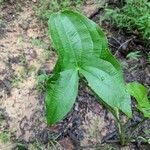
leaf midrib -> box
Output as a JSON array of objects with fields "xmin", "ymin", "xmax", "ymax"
[{"xmin": 57, "ymin": 14, "xmax": 79, "ymax": 68}]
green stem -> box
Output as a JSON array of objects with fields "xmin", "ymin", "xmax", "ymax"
[{"xmin": 114, "ymin": 108, "xmax": 126, "ymax": 146}]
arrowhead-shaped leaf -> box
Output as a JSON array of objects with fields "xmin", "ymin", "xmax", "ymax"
[
  {"xmin": 127, "ymin": 82, "xmax": 150, "ymax": 118},
  {"xmin": 46, "ymin": 10, "xmax": 132, "ymax": 125}
]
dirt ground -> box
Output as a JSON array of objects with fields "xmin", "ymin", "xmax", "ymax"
[{"xmin": 0, "ymin": 0, "xmax": 150, "ymax": 150}]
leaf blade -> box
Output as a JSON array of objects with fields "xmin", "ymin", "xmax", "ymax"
[
  {"xmin": 127, "ymin": 82, "xmax": 150, "ymax": 118},
  {"xmin": 46, "ymin": 69, "xmax": 78, "ymax": 125},
  {"xmin": 80, "ymin": 66, "xmax": 132, "ymax": 117}
]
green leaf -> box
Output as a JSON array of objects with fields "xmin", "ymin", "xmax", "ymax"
[
  {"xmin": 127, "ymin": 82, "xmax": 150, "ymax": 118},
  {"xmin": 46, "ymin": 69, "xmax": 78, "ymax": 125},
  {"xmin": 80, "ymin": 66, "xmax": 131, "ymax": 117},
  {"xmin": 46, "ymin": 10, "xmax": 132, "ymax": 125}
]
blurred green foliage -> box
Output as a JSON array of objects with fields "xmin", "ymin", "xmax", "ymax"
[
  {"xmin": 0, "ymin": 0, "xmax": 5, "ymax": 5},
  {"xmin": 105, "ymin": 0, "xmax": 150, "ymax": 40},
  {"xmin": 35, "ymin": 0, "xmax": 84, "ymax": 20}
]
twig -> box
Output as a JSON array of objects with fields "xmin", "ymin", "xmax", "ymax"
[
  {"xmin": 108, "ymin": 36, "xmax": 121, "ymax": 45},
  {"xmin": 118, "ymin": 37, "xmax": 134, "ymax": 50}
]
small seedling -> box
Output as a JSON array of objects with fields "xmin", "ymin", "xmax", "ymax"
[
  {"xmin": 46, "ymin": 10, "xmax": 132, "ymax": 124},
  {"xmin": 45, "ymin": 10, "xmax": 132, "ymax": 145},
  {"xmin": 44, "ymin": 10, "xmax": 150, "ymax": 146},
  {"xmin": 126, "ymin": 51, "xmax": 141, "ymax": 61},
  {"xmin": 0, "ymin": 131, "xmax": 10, "ymax": 143}
]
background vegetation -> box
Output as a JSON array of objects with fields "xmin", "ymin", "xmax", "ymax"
[{"xmin": 105, "ymin": 0, "xmax": 150, "ymax": 40}]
